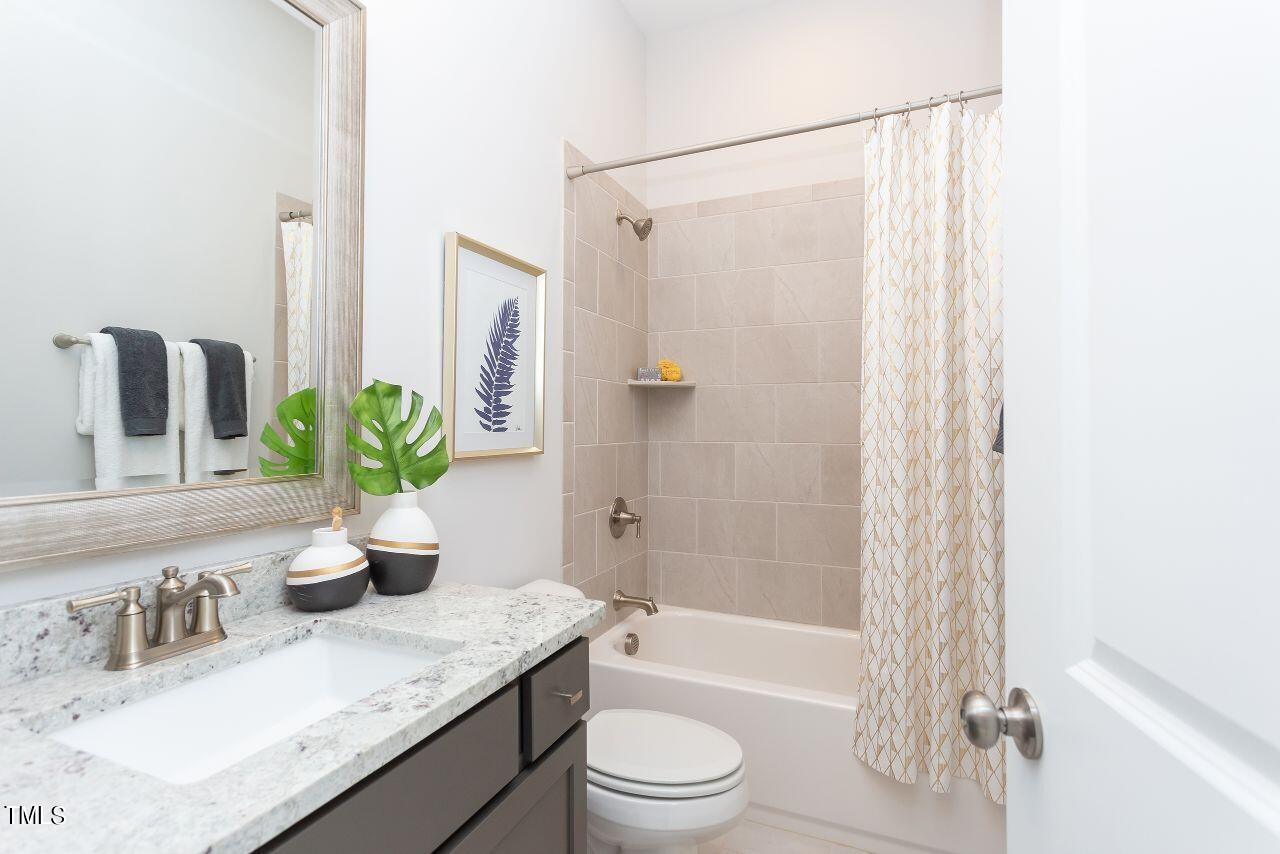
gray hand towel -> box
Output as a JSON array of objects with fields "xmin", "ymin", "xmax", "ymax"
[
  {"xmin": 100, "ymin": 326, "xmax": 169, "ymax": 436},
  {"xmin": 190, "ymin": 339, "xmax": 248, "ymax": 439},
  {"xmin": 992, "ymin": 404, "xmax": 1004, "ymax": 454}
]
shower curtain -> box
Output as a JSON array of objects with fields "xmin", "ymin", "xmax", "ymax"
[
  {"xmin": 853, "ymin": 104, "xmax": 1005, "ymax": 804},
  {"xmin": 280, "ymin": 220, "xmax": 314, "ymax": 395}
]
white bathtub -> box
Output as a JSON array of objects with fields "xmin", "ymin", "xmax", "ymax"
[{"xmin": 590, "ymin": 607, "xmax": 1006, "ymax": 854}]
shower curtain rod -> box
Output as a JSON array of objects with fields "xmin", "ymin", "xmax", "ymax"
[{"xmin": 565, "ymin": 84, "xmax": 1001, "ymax": 179}]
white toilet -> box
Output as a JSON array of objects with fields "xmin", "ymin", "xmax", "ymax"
[
  {"xmin": 585, "ymin": 708, "xmax": 748, "ymax": 854},
  {"xmin": 516, "ymin": 580, "xmax": 749, "ymax": 853}
]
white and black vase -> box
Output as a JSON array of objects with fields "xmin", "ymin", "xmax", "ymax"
[
  {"xmin": 367, "ymin": 491, "xmax": 440, "ymax": 595},
  {"xmin": 286, "ymin": 525, "xmax": 369, "ymax": 611}
]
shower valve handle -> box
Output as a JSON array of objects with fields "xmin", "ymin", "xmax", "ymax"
[{"xmin": 609, "ymin": 497, "xmax": 643, "ymax": 539}]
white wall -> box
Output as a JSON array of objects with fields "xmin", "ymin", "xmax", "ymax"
[
  {"xmin": 0, "ymin": 0, "xmax": 646, "ymax": 606},
  {"xmin": 643, "ymin": 0, "xmax": 1001, "ymax": 207},
  {"xmin": 0, "ymin": 0, "xmax": 316, "ymax": 495}
]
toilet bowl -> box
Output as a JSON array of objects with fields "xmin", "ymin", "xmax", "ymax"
[
  {"xmin": 513, "ymin": 581, "xmax": 748, "ymax": 852},
  {"xmin": 585, "ymin": 708, "xmax": 748, "ymax": 854}
]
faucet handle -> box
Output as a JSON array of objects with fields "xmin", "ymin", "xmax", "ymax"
[
  {"xmin": 68, "ymin": 587, "xmax": 150, "ymax": 670},
  {"xmin": 67, "ymin": 586, "xmax": 142, "ymax": 615},
  {"xmin": 192, "ymin": 562, "xmax": 251, "ymax": 636},
  {"xmin": 198, "ymin": 561, "xmax": 253, "ymax": 581}
]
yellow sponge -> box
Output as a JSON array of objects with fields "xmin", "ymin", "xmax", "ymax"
[{"xmin": 657, "ymin": 359, "xmax": 683, "ymax": 382}]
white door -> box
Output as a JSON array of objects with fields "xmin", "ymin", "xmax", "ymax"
[{"xmin": 1001, "ymin": 1, "xmax": 1280, "ymax": 851}]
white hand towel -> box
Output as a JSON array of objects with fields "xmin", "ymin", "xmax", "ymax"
[
  {"xmin": 76, "ymin": 333, "xmax": 181, "ymax": 489},
  {"xmin": 178, "ymin": 342, "xmax": 254, "ymax": 481},
  {"xmin": 76, "ymin": 340, "xmax": 96, "ymax": 437}
]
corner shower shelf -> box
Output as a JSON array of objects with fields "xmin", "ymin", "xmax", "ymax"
[{"xmin": 626, "ymin": 380, "xmax": 697, "ymax": 389}]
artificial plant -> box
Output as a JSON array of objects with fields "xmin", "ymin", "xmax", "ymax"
[
  {"xmin": 258, "ymin": 387, "xmax": 316, "ymax": 477},
  {"xmin": 345, "ymin": 379, "xmax": 450, "ymax": 495}
]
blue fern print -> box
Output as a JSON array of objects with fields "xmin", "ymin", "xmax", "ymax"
[{"xmin": 474, "ymin": 297, "xmax": 521, "ymax": 432}]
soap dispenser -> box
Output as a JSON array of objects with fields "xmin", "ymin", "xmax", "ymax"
[{"xmin": 286, "ymin": 508, "xmax": 370, "ymax": 612}]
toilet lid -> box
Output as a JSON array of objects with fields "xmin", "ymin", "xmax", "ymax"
[
  {"xmin": 587, "ymin": 709, "xmax": 744, "ymax": 786},
  {"xmin": 587, "ymin": 761, "xmax": 746, "ymax": 799}
]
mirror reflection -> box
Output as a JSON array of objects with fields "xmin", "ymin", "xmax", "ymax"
[{"xmin": 1, "ymin": 0, "xmax": 321, "ymax": 498}]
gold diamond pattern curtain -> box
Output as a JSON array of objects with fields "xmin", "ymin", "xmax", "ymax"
[
  {"xmin": 853, "ymin": 105, "xmax": 1005, "ymax": 804},
  {"xmin": 281, "ymin": 220, "xmax": 315, "ymax": 395}
]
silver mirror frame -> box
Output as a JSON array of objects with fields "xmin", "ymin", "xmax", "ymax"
[{"xmin": 0, "ymin": 0, "xmax": 365, "ymax": 570}]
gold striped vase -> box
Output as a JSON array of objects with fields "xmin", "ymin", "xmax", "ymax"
[
  {"xmin": 367, "ymin": 492, "xmax": 440, "ymax": 595},
  {"xmin": 286, "ymin": 526, "xmax": 370, "ymax": 611}
]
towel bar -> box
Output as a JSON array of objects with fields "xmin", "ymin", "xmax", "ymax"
[{"xmin": 53, "ymin": 333, "xmax": 258, "ymax": 362}]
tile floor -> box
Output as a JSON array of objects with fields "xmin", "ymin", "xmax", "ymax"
[{"xmin": 699, "ymin": 819, "xmax": 874, "ymax": 854}]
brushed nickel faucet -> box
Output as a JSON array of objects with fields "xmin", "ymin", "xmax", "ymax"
[
  {"xmin": 67, "ymin": 562, "xmax": 251, "ymax": 671},
  {"xmin": 613, "ymin": 589, "xmax": 658, "ymax": 616}
]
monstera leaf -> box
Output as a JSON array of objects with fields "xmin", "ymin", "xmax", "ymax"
[
  {"xmin": 259, "ymin": 387, "xmax": 317, "ymax": 477},
  {"xmin": 345, "ymin": 379, "xmax": 449, "ymax": 495}
]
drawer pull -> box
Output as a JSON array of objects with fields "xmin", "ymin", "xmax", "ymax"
[{"xmin": 551, "ymin": 689, "xmax": 583, "ymax": 705}]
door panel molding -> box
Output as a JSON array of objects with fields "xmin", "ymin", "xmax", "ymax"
[{"xmin": 1070, "ymin": 644, "xmax": 1280, "ymax": 834}]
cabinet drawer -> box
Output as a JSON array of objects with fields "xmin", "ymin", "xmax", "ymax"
[
  {"xmin": 261, "ymin": 683, "xmax": 520, "ymax": 854},
  {"xmin": 521, "ymin": 637, "xmax": 589, "ymax": 763}
]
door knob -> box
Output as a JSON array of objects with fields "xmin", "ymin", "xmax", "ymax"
[{"xmin": 960, "ymin": 687, "xmax": 1044, "ymax": 759}]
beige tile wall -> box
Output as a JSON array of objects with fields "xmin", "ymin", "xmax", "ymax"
[
  {"xmin": 644, "ymin": 180, "xmax": 865, "ymax": 630},
  {"xmin": 561, "ymin": 158, "xmax": 863, "ymax": 632},
  {"xmin": 563, "ymin": 142, "xmax": 651, "ymax": 640}
]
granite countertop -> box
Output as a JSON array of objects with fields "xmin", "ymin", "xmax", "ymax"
[{"xmin": 0, "ymin": 582, "xmax": 603, "ymax": 853}]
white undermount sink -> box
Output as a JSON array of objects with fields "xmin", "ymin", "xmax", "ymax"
[{"xmin": 48, "ymin": 634, "xmax": 452, "ymax": 784}]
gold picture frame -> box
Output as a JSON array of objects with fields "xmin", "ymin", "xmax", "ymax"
[{"xmin": 443, "ymin": 233, "xmax": 546, "ymax": 461}]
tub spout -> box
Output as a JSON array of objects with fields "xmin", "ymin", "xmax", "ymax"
[{"xmin": 613, "ymin": 589, "xmax": 658, "ymax": 616}]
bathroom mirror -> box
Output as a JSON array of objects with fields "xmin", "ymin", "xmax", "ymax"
[{"xmin": 0, "ymin": 0, "xmax": 365, "ymax": 567}]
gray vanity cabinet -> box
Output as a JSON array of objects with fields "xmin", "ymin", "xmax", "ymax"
[
  {"xmin": 260, "ymin": 638, "xmax": 590, "ymax": 854},
  {"xmin": 439, "ymin": 724, "xmax": 587, "ymax": 853}
]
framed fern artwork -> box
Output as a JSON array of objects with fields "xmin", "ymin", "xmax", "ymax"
[{"xmin": 442, "ymin": 233, "xmax": 546, "ymax": 460}]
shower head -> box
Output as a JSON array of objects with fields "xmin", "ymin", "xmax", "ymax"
[{"xmin": 616, "ymin": 210, "xmax": 653, "ymax": 241}]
